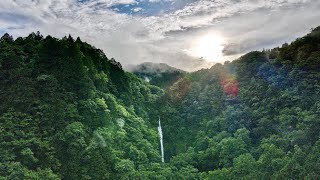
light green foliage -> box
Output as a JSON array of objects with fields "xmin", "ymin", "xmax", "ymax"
[
  {"xmin": 232, "ymin": 153, "xmax": 260, "ymax": 179},
  {"xmin": 206, "ymin": 168, "xmax": 232, "ymax": 180},
  {"xmin": 1, "ymin": 27, "xmax": 320, "ymax": 179},
  {"xmin": 0, "ymin": 33, "xmax": 163, "ymax": 179}
]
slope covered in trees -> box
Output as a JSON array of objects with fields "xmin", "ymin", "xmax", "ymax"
[
  {"xmin": 129, "ymin": 62, "xmax": 186, "ymax": 89},
  {"xmin": 0, "ymin": 33, "xmax": 166, "ymax": 179},
  {"xmin": 156, "ymin": 27, "xmax": 320, "ymax": 179},
  {"xmin": 0, "ymin": 27, "xmax": 320, "ymax": 179}
]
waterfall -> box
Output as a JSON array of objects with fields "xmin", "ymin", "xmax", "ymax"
[{"xmin": 158, "ymin": 117, "xmax": 164, "ymax": 163}]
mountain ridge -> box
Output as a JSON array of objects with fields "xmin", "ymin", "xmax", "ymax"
[{"xmin": 0, "ymin": 26, "xmax": 320, "ymax": 179}]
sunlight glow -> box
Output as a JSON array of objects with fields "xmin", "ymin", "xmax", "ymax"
[{"xmin": 188, "ymin": 34, "xmax": 225, "ymax": 62}]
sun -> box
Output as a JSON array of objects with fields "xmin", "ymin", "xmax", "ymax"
[{"xmin": 188, "ymin": 34, "xmax": 225, "ymax": 62}]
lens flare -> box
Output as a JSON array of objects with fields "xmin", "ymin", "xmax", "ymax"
[{"xmin": 220, "ymin": 72, "xmax": 239, "ymax": 97}]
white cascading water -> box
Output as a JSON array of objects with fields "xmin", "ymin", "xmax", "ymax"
[{"xmin": 158, "ymin": 118, "xmax": 164, "ymax": 163}]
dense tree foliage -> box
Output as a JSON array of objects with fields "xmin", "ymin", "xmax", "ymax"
[
  {"xmin": 0, "ymin": 27, "xmax": 319, "ymax": 179},
  {"xmin": 0, "ymin": 33, "xmax": 164, "ymax": 179},
  {"xmin": 155, "ymin": 27, "xmax": 320, "ymax": 179},
  {"xmin": 131, "ymin": 62, "xmax": 186, "ymax": 89}
]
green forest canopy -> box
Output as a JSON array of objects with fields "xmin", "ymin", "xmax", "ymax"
[{"xmin": 0, "ymin": 27, "xmax": 319, "ymax": 179}]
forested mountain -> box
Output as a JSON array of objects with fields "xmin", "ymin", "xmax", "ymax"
[
  {"xmin": 128, "ymin": 62, "xmax": 186, "ymax": 89},
  {"xmin": 0, "ymin": 27, "xmax": 319, "ymax": 179},
  {"xmin": 156, "ymin": 27, "xmax": 320, "ymax": 179},
  {"xmin": 0, "ymin": 33, "xmax": 165, "ymax": 179}
]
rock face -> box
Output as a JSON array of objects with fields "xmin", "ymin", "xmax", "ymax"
[{"xmin": 109, "ymin": 58, "xmax": 123, "ymax": 70}]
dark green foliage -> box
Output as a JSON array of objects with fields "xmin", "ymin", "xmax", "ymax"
[
  {"xmin": 1, "ymin": 27, "xmax": 320, "ymax": 179},
  {"xmin": 0, "ymin": 33, "xmax": 164, "ymax": 179},
  {"xmin": 278, "ymin": 27, "xmax": 320, "ymax": 70},
  {"xmin": 154, "ymin": 27, "xmax": 320, "ymax": 179}
]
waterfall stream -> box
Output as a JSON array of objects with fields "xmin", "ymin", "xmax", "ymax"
[{"xmin": 158, "ymin": 118, "xmax": 164, "ymax": 163}]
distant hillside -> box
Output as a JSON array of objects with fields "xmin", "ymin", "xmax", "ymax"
[{"xmin": 128, "ymin": 62, "xmax": 186, "ymax": 88}]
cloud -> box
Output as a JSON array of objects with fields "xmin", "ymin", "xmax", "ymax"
[
  {"xmin": 132, "ymin": 7, "xmax": 143, "ymax": 12},
  {"xmin": 80, "ymin": 0, "xmax": 138, "ymax": 7},
  {"xmin": 0, "ymin": 0, "xmax": 319, "ymax": 71}
]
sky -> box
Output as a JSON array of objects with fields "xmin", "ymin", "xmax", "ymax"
[{"xmin": 1, "ymin": 0, "xmax": 320, "ymax": 71}]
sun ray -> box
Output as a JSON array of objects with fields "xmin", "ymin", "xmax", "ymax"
[{"xmin": 188, "ymin": 34, "xmax": 225, "ymax": 62}]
